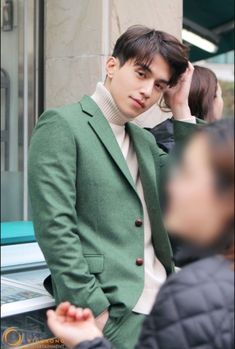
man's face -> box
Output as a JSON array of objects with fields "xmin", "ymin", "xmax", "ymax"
[{"xmin": 105, "ymin": 54, "xmax": 171, "ymax": 119}]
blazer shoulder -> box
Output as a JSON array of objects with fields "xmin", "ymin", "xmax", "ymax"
[
  {"xmin": 132, "ymin": 124, "xmax": 167, "ymax": 159},
  {"xmin": 129, "ymin": 122, "xmax": 157, "ymax": 145},
  {"xmin": 139, "ymin": 125, "xmax": 166, "ymax": 156},
  {"xmin": 39, "ymin": 102, "xmax": 84, "ymax": 121},
  {"xmin": 36, "ymin": 101, "xmax": 89, "ymax": 133}
]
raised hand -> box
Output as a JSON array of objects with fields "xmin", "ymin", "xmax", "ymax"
[
  {"xmin": 164, "ymin": 62, "xmax": 194, "ymax": 120},
  {"xmin": 47, "ymin": 302, "xmax": 102, "ymax": 349}
]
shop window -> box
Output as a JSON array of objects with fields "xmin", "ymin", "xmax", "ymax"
[{"xmin": 1, "ymin": 0, "xmax": 44, "ymax": 243}]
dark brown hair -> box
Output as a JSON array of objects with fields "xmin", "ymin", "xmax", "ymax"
[
  {"xmin": 112, "ymin": 25, "xmax": 189, "ymax": 87},
  {"xmin": 161, "ymin": 65, "xmax": 219, "ymax": 120},
  {"xmin": 188, "ymin": 66, "xmax": 218, "ymax": 121},
  {"xmin": 196, "ymin": 118, "xmax": 234, "ymax": 265}
]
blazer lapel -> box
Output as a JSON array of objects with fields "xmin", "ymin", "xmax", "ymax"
[
  {"xmin": 127, "ymin": 123, "xmax": 173, "ymax": 270},
  {"xmin": 126, "ymin": 123, "xmax": 159, "ymax": 210},
  {"xmin": 80, "ymin": 96, "xmax": 137, "ymax": 193}
]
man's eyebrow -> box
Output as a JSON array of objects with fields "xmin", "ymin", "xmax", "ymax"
[
  {"xmin": 136, "ymin": 63, "xmax": 170, "ymax": 85},
  {"xmin": 156, "ymin": 79, "xmax": 170, "ymax": 86},
  {"xmin": 136, "ymin": 63, "xmax": 152, "ymax": 73}
]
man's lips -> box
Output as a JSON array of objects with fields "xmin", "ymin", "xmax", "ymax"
[{"xmin": 130, "ymin": 97, "xmax": 145, "ymax": 108}]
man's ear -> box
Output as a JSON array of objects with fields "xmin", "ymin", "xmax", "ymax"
[{"xmin": 106, "ymin": 57, "xmax": 119, "ymax": 79}]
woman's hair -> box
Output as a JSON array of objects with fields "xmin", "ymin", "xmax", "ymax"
[
  {"xmin": 112, "ymin": 25, "xmax": 189, "ymax": 87},
  {"xmin": 196, "ymin": 118, "xmax": 234, "ymax": 264},
  {"xmin": 188, "ymin": 66, "xmax": 218, "ymax": 121},
  {"xmin": 161, "ymin": 65, "xmax": 218, "ymax": 121}
]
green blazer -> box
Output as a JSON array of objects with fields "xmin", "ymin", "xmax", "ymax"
[{"xmin": 28, "ymin": 96, "xmax": 198, "ymax": 319}]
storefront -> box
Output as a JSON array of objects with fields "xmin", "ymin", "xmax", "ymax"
[
  {"xmin": 1, "ymin": 0, "xmax": 44, "ymax": 222},
  {"xmin": 1, "ymin": 1, "xmax": 56, "ymax": 347}
]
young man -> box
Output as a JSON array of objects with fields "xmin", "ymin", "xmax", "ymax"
[{"xmin": 28, "ymin": 25, "xmax": 197, "ymax": 349}]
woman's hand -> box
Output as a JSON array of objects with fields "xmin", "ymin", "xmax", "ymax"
[
  {"xmin": 47, "ymin": 302, "xmax": 103, "ymax": 349},
  {"xmin": 164, "ymin": 62, "xmax": 194, "ymax": 120}
]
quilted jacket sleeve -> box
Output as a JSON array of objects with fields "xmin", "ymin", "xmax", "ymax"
[
  {"xmin": 135, "ymin": 274, "xmax": 190, "ymax": 349},
  {"xmin": 73, "ymin": 338, "xmax": 113, "ymax": 349}
]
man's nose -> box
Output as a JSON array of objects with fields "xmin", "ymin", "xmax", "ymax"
[{"xmin": 140, "ymin": 81, "xmax": 155, "ymax": 98}]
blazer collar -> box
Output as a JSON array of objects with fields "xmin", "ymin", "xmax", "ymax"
[
  {"xmin": 126, "ymin": 123, "xmax": 158, "ymax": 209},
  {"xmin": 80, "ymin": 96, "xmax": 158, "ymax": 205},
  {"xmin": 80, "ymin": 96, "xmax": 137, "ymax": 193},
  {"xmin": 127, "ymin": 123, "xmax": 165, "ymax": 251},
  {"xmin": 80, "ymin": 95, "xmax": 100, "ymax": 117}
]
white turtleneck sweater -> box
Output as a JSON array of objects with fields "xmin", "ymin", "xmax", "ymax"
[{"xmin": 91, "ymin": 82, "xmax": 167, "ymax": 315}]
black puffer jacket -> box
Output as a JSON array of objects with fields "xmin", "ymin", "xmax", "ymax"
[
  {"xmin": 74, "ymin": 255, "xmax": 234, "ymax": 349},
  {"xmin": 147, "ymin": 118, "xmax": 175, "ymax": 153}
]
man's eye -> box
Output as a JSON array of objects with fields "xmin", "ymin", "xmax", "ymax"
[
  {"xmin": 155, "ymin": 83, "xmax": 164, "ymax": 91},
  {"xmin": 137, "ymin": 71, "xmax": 145, "ymax": 78}
]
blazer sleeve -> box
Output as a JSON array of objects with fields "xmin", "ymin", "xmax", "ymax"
[
  {"xmin": 173, "ymin": 118, "xmax": 204, "ymax": 145},
  {"xmin": 28, "ymin": 110, "xmax": 110, "ymax": 317}
]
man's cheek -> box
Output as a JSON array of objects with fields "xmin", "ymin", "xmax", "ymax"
[
  {"xmin": 148, "ymin": 97, "xmax": 159, "ymax": 109},
  {"xmin": 156, "ymin": 92, "xmax": 162, "ymax": 104}
]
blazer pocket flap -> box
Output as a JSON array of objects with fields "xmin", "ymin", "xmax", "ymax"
[{"xmin": 84, "ymin": 254, "xmax": 104, "ymax": 274}]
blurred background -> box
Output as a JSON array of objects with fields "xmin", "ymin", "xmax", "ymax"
[{"xmin": 0, "ymin": 1, "xmax": 234, "ymax": 346}]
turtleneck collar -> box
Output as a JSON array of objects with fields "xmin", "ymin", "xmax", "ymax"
[{"xmin": 91, "ymin": 82, "xmax": 135, "ymax": 126}]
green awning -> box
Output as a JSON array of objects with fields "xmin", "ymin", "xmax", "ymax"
[{"xmin": 183, "ymin": 0, "xmax": 234, "ymax": 61}]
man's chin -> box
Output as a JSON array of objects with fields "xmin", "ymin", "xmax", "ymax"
[
  {"xmin": 123, "ymin": 108, "xmax": 144, "ymax": 119},
  {"xmin": 118, "ymin": 102, "xmax": 147, "ymax": 119},
  {"xmin": 119, "ymin": 109, "xmax": 139, "ymax": 120}
]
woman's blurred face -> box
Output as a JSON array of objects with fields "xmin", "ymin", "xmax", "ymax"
[
  {"xmin": 212, "ymin": 83, "xmax": 224, "ymax": 120},
  {"xmin": 165, "ymin": 135, "xmax": 231, "ymax": 247}
]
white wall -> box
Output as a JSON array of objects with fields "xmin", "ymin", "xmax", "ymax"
[{"xmin": 44, "ymin": 0, "xmax": 183, "ymax": 126}]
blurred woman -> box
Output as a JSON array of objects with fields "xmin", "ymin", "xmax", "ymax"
[
  {"xmin": 150, "ymin": 65, "xmax": 225, "ymax": 265},
  {"xmin": 150, "ymin": 65, "xmax": 224, "ymax": 153},
  {"xmin": 187, "ymin": 65, "xmax": 223, "ymax": 121},
  {"xmin": 47, "ymin": 118, "xmax": 234, "ymax": 349}
]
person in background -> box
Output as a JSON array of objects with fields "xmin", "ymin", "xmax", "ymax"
[
  {"xmin": 47, "ymin": 118, "xmax": 234, "ymax": 349},
  {"xmin": 150, "ymin": 65, "xmax": 224, "ymax": 153},
  {"xmin": 149, "ymin": 65, "xmax": 224, "ymax": 265}
]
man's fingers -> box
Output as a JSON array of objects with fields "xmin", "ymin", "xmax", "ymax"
[
  {"xmin": 182, "ymin": 62, "xmax": 194, "ymax": 79},
  {"xmin": 47, "ymin": 309, "xmax": 58, "ymax": 325},
  {"xmin": 55, "ymin": 301, "xmax": 71, "ymax": 316},
  {"xmin": 184, "ymin": 62, "xmax": 194, "ymax": 81},
  {"xmin": 67, "ymin": 305, "xmax": 77, "ymax": 318},
  {"xmin": 49, "ymin": 303, "xmax": 95, "ymax": 324},
  {"xmin": 188, "ymin": 61, "xmax": 194, "ymax": 72},
  {"xmin": 47, "ymin": 309, "xmax": 66, "ymax": 323},
  {"xmin": 75, "ymin": 307, "xmax": 84, "ymax": 320},
  {"xmin": 74, "ymin": 307, "xmax": 94, "ymax": 321},
  {"xmin": 47, "ymin": 309, "xmax": 56, "ymax": 318},
  {"xmin": 47, "ymin": 310, "xmax": 62, "ymax": 336},
  {"xmin": 83, "ymin": 308, "xmax": 95, "ymax": 321}
]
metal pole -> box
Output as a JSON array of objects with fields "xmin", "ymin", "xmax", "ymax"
[{"xmin": 23, "ymin": 0, "xmax": 29, "ymax": 221}]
